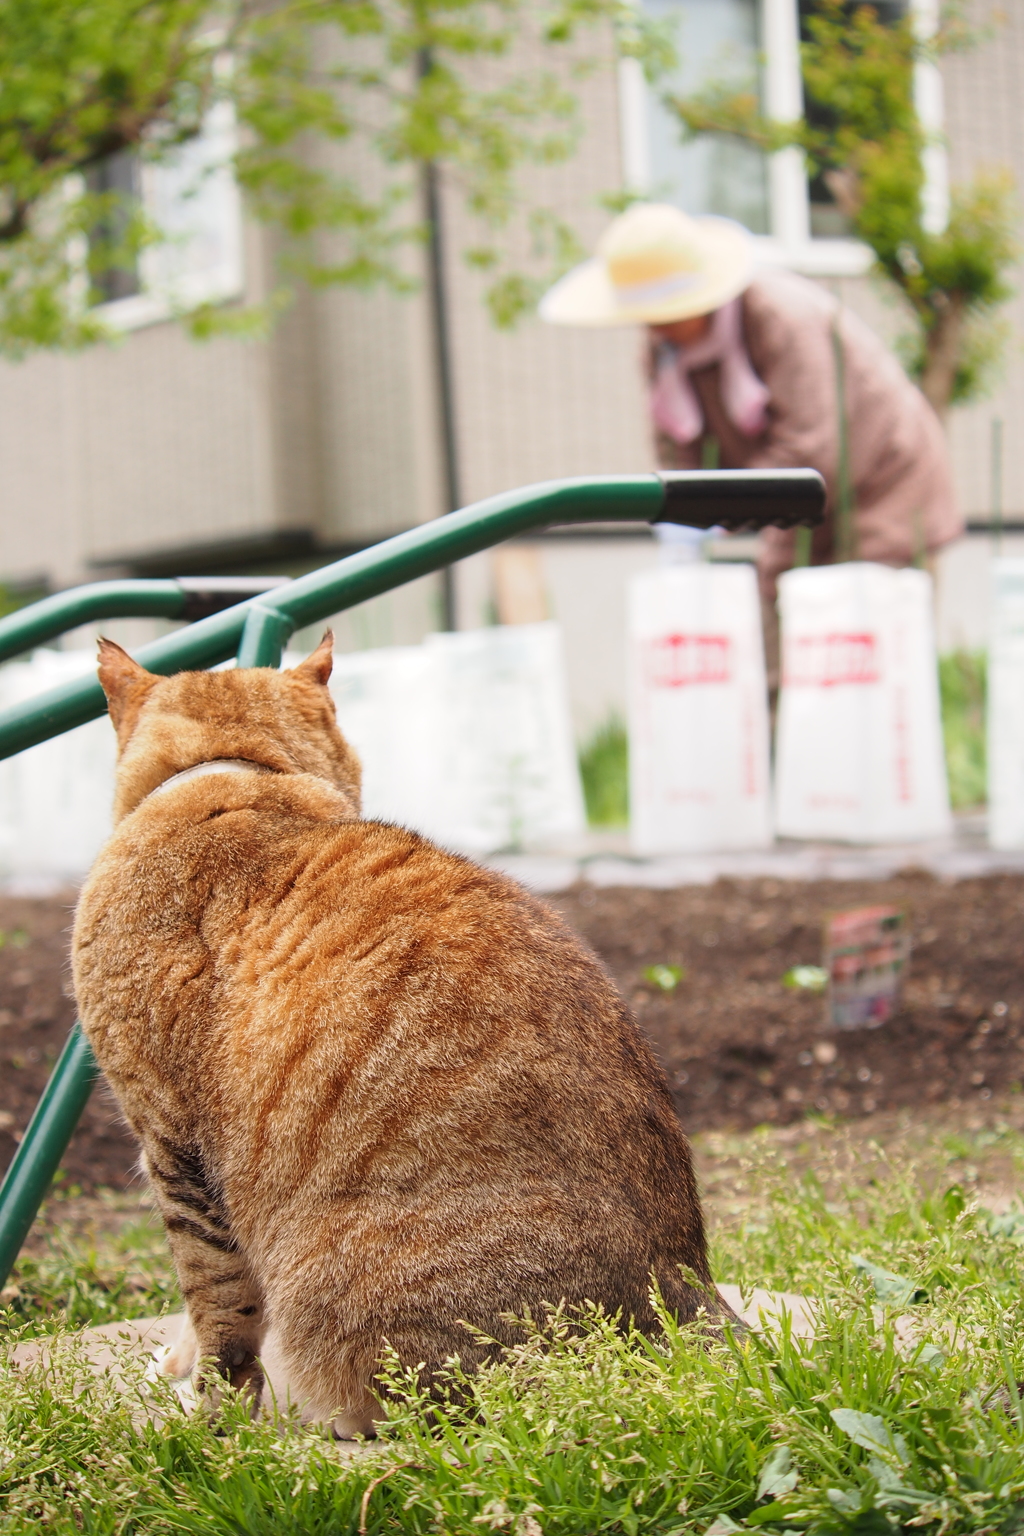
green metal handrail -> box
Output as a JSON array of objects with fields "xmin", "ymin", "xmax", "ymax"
[
  {"xmin": 0, "ymin": 467, "xmax": 824, "ymax": 1285},
  {"xmin": 0, "ymin": 577, "xmax": 291, "ymax": 667},
  {"xmin": 0, "ymin": 581, "xmax": 186, "ymax": 663}
]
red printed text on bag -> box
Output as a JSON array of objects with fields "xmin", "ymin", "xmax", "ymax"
[
  {"xmin": 784, "ymin": 632, "xmax": 880, "ymax": 687},
  {"xmin": 644, "ymin": 634, "xmax": 732, "ymax": 687}
]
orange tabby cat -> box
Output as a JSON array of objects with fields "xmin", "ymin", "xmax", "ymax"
[{"xmin": 72, "ymin": 634, "xmax": 731, "ymax": 1434}]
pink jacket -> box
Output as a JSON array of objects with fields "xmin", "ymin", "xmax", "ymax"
[{"xmin": 651, "ymin": 269, "xmax": 962, "ymax": 597}]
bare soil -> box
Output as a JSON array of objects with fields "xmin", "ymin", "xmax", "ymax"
[
  {"xmin": 2, "ymin": 873, "xmax": 1024, "ymax": 1192},
  {"xmin": 0, "ymin": 893, "xmax": 135, "ymax": 1193},
  {"xmin": 550, "ymin": 872, "xmax": 1024, "ymax": 1132}
]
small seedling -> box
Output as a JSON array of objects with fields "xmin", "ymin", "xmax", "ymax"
[
  {"xmin": 783, "ymin": 965, "xmax": 828, "ymax": 992},
  {"xmin": 643, "ymin": 963, "xmax": 685, "ymax": 992}
]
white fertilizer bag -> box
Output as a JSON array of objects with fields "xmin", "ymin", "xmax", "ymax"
[
  {"xmin": 419, "ymin": 623, "xmax": 585, "ymax": 853},
  {"xmin": 328, "ymin": 622, "xmax": 585, "ymax": 856},
  {"xmin": 326, "ymin": 644, "xmax": 437, "ymax": 833},
  {"xmin": 774, "ymin": 563, "xmax": 951, "ymax": 843},
  {"xmin": 987, "ymin": 558, "xmax": 1024, "ymax": 849},
  {"xmin": 627, "ymin": 563, "xmax": 772, "ymax": 855},
  {"xmin": 0, "ymin": 624, "xmax": 582, "ymax": 883},
  {"xmin": 0, "ymin": 650, "xmax": 116, "ymax": 882}
]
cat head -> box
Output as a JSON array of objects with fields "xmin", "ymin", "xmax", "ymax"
[{"xmin": 96, "ymin": 632, "xmax": 362, "ymax": 823}]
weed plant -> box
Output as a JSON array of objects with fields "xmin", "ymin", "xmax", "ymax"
[
  {"xmin": 3, "ymin": 1129, "xmax": 1024, "ymax": 1533},
  {"xmin": 939, "ymin": 652, "xmax": 987, "ymax": 810},
  {"xmin": 3, "ymin": 1208, "xmax": 178, "ymax": 1337},
  {"xmin": 579, "ymin": 716, "xmax": 628, "ymax": 828}
]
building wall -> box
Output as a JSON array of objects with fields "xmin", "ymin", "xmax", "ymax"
[
  {"xmin": 305, "ymin": 279, "xmax": 444, "ymax": 541},
  {"xmin": 0, "ymin": 223, "xmax": 281, "ymax": 586},
  {"xmin": 0, "ymin": 13, "xmax": 1018, "ymax": 609},
  {"xmin": 941, "ymin": 3, "xmax": 1024, "ymax": 520},
  {"xmin": 0, "ymin": 317, "xmax": 280, "ymax": 586},
  {"xmin": 433, "ymin": 28, "xmax": 654, "ymax": 506}
]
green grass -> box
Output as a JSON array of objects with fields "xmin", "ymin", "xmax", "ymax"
[
  {"xmin": 2, "ymin": 1206, "xmax": 179, "ymax": 1337},
  {"xmin": 939, "ymin": 650, "xmax": 987, "ymax": 810},
  {"xmin": 5, "ymin": 1129, "xmax": 1024, "ymax": 1533},
  {"xmin": 579, "ymin": 715, "xmax": 628, "ymax": 828}
]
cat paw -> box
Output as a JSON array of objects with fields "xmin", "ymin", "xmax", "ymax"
[
  {"xmin": 190, "ymin": 1342, "xmax": 265, "ymax": 1411},
  {"xmin": 161, "ymin": 1317, "xmax": 199, "ymax": 1380},
  {"xmin": 220, "ymin": 1348, "xmax": 265, "ymax": 1399}
]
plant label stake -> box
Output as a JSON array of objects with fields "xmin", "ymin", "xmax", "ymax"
[{"xmin": 824, "ymin": 905, "xmax": 910, "ymax": 1030}]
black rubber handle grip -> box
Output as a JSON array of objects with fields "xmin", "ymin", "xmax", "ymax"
[{"xmin": 656, "ymin": 469, "xmax": 826, "ymax": 531}]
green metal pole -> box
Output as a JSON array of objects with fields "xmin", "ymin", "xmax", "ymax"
[
  {"xmin": 0, "ymin": 469, "xmax": 825, "ymax": 1283},
  {"xmin": 0, "ymin": 577, "xmax": 292, "ymax": 672},
  {"xmin": 0, "ymin": 1023, "xmax": 99, "ymax": 1286},
  {"xmin": 0, "ymin": 580, "xmax": 187, "ymax": 666},
  {"xmin": 0, "ymin": 611, "xmax": 294, "ymax": 1287},
  {"xmin": 235, "ymin": 604, "xmax": 294, "ymax": 670},
  {"xmin": 0, "ymin": 471, "xmax": 825, "ymax": 764}
]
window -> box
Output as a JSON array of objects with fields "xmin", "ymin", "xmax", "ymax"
[
  {"xmin": 85, "ymin": 149, "xmax": 143, "ymax": 303},
  {"xmin": 799, "ymin": 0, "xmax": 908, "ymax": 239},
  {"xmin": 634, "ymin": 0, "xmax": 770, "ymax": 233},
  {"xmin": 87, "ymin": 100, "xmax": 244, "ymax": 331},
  {"xmin": 619, "ymin": 0, "xmax": 945, "ymax": 275}
]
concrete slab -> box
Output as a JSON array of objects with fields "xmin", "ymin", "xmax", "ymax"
[
  {"xmin": 487, "ymin": 813, "xmax": 1024, "ymax": 892},
  {"xmin": 9, "ymin": 1313, "xmax": 374, "ymax": 1453},
  {"xmin": 718, "ymin": 1285, "xmax": 818, "ymax": 1338},
  {"xmin": 8, "ymin": 1287, "xmax": 949, "ymax": 1431},
  {"xmin": 10, "ymin": 1289, "xmax": 818, "ymax": 1394},
  {"xmin": 11, "ymin": 1312, "xmax": 182, "ymax": 1381}
]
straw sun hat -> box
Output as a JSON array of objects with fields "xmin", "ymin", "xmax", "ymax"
[{"xmin": 539, "ymin": 202, "xmax": 754, "ymax": 328}]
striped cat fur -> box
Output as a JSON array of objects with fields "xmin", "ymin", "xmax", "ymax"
[{"xmin": 72, "ymin": 633, "xmax": 733, "ymax": 1435}]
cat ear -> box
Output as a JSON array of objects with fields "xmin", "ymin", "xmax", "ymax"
[
  {"xmin": 96, "ymin": 638, "xmax": 159, "ymax": 734},
  {"xmin": 292, "ymin": 630, "xmax": 334, "ymax": 687}
]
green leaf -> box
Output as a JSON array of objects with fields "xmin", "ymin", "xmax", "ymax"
[
  {"xmin": 830, "ymin": 1409, "xmax": 908, "ymax": 1464},
  {"xmin": 849, "ymin": 1253, "xmax": 927, "ymax": 1306},
  {"xmin": 579, "ymin": 713, "xmax": 628, "ymax": 827},
  {"xmin": 643, "ymin": 963, "xmax": 685, "ymax": 992},
  {"xmin": 987, "ymin": 1209, "xmax": 1024, "ymax": 1244},
  {"xmin": 915, "ymin": 1341, "xmax": 945, "ymax": 1370},
  {"xmin": 757, "ymin": 1446, "xmax": 799, "ymax": 1501},
  {"xmin": 941, "ymin": 1182, "xmax": 967, "ymax": 1220},
  {"xmin": 745, "ymin": 1501, "xmax": 808, "ymax": 1527},
  {"xmin": 826, "ymin": 1488, "xmax": 861, "ymax": 1513},
  {"xmin": 866, "ymin": 1455, "xmax": 905, "ymax": 1492},
  {"xmin": 782, "ymin": 966, "xmax": 828, "ymax": 993}
]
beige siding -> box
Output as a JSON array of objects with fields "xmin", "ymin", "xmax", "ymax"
[
  {"xmin": 0, "ymin": 325, "xmax": 277, "ymax": 583},
  {"xmin": 941, "ymin": 8, "xmax": 1024, "ymax": 518},
  {"xmin": 78, "ymin": 318, "xmax": 276, "ymax": 567},
  {"xmin": 0, "ymin": 350, "xmax": 88, "ymax": 586},
  {"xmin": 446, "ymin": 265, "xmax": 655, "ymax": 500},
  {"xmin": 0, "ymin": 15, "xmax": 1019, "ymax": 595},
  {"xmin": 442, "ymin": 51, "xmax": 655, "ymax": 503},
  {"xmin": 0, "ymin": 306, "xmax": 278, "ymax": 585},
  {"xmin": 265, "ymin": 279, "xmax": 327, "ymax": 538},
  {"xmin": 305, "ymin": 278, "xmax": 443, "ymax": 541}
]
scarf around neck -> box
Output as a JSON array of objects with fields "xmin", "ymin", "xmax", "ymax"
[{"xmin": 650, "ymin": 295, "xmax": 770, "ymax": 447}]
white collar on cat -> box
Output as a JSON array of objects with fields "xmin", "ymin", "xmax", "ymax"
[{"xmin": 146, "ymin": 759, "xmax": 275, "ymax": 800}]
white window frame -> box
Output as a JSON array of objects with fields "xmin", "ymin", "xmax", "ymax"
[
  {"xmin": 83, "ymin": 40, "xmax": 244, "ymax": 335},
  {"xmin": 619, "ymin": 0, "xmax": 948, "ymax": 277}
]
